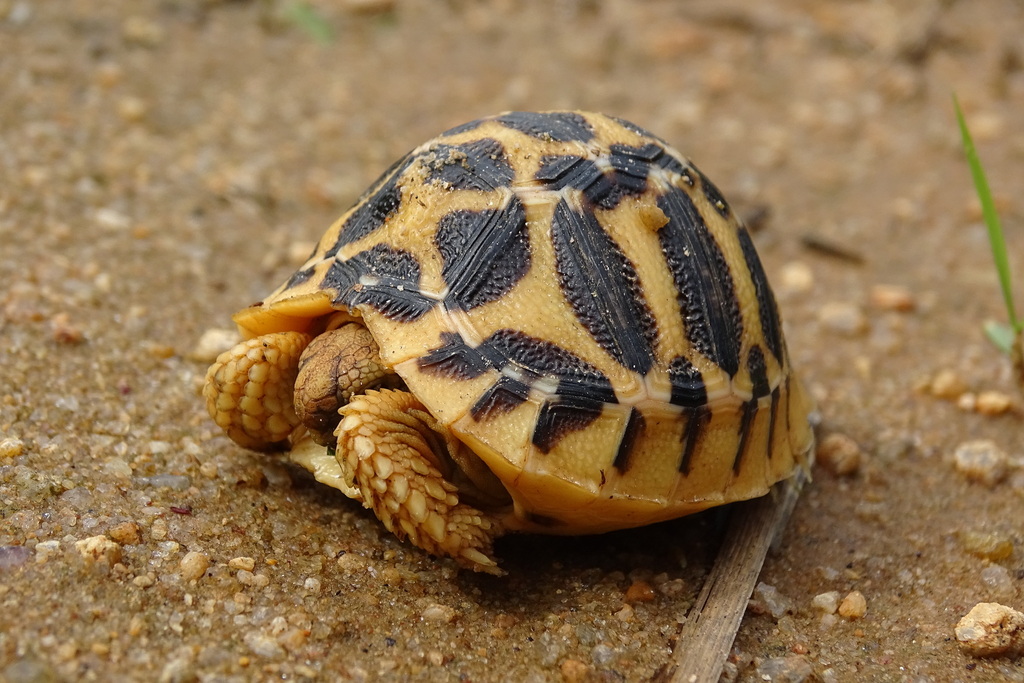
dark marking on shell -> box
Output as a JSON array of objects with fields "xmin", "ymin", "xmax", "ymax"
[
  {"xmin": 696, "ymin": 166, "xmax": 731, "ymax": 218},
  {"xmin": 737, "ymin": 226, "xmax": 785, "ymax": 363},
  {"xmin": 551, "ymin": 200, "xmax": 658, "ymax": 375},
  {"xmin": 417, "ymin": 332, "xmax": 490, "ymax": 380},
  {"xmin": 678, "ymin": 406, "xmax": 710, "ymax": 475},
  {"xmin": 657, "ymin": 186, "xmax": 743, "ymax": 377},
  {"xmin": 612, "ymin": 408, "xmax": 646, "ymax": 473},
  {"xmin": 668, "ymin": 356, "xmax": 708, "ymax": 408},
  {"xmin": 747, "ymin": 346, "xmax": 770, "ymax": 399},
  {"xmin": 497, "ymin": 111, "xmax": 594, "ymax": 142},
  {"xmin": 536, "ymin": 145, "xmax": 673, "ymax": 210},
  {"xmin": 607, "ymin": 144, "xmax": 657, "ymax": 193},
  {"xmin": 424, "ymin": 138, "xmax": 514, "ymax": 191},
  {"xmin": 327, "ymin": 154, "xmax": 413, "ymax": 254},
  {"xmin": 435, "ymin": 197, "xmax": 530, "ymax": 311},
  {"xmin": 478, "ymin": 330, "xmax": 617, "ymax": 404},
  {"xmin": 470, "ymin": 375, "xmax": 530, "ymax": 421},
  {"xmin": 535, "ymin": 155, "xmax": 623, "ymax": 208},
  {"xmin": 322, "ymin": 244, "xmax": 433, "ymax": 322},
  {"xmin": 284, "ymin": 265, "xmax": 316, "ymax": 290},
  {"xmin": 532, "ymin": 395, "xmax": 604, "ymax": 454},
  {"xmin": 732, "ymin": 398, "xmax": 758, "ymax": 473},
  {"xmin": 766, "ymin": 387, "xmax": 781, "ymax": 460}
]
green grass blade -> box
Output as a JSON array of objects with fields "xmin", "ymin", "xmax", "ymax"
[
  {"xmin": 954, "ymin": 95, "xmax": 1020, "ymax": 331},
  {"xmin": 284, "ymin": 2, "xmax": 334, "ymax": 45},
  {"xmin": 983, "ymin": 320, "xmax": 1016, "ymax": 354}
]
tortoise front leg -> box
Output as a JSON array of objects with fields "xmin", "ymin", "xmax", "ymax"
[
  {"xmin": 335, "ymin": 388, "xmax": 506, "ymax": 575},
  {"xmin": 204, "ymin": 331, "xmax": 311, "ymax": 451}
]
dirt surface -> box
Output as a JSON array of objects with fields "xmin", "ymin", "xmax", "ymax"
[{"xmin": 2, "ymin": 1, "xmax": 1023, "ymax": 681}]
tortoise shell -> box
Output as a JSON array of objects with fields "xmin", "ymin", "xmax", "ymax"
[{"xmin": 230, "ymin": 111, "xmax": 814, "ymax": 533}]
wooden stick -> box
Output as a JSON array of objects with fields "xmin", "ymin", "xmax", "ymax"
[{"xmin": 660, "ymin": 470, "xmax": 809, "ymax": 683}]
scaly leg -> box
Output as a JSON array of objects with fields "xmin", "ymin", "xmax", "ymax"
[
  {"xmin": 336, "ymin": 389, "xmax": 506, "ymax": 575},
  {"xmin": 204, "ymin": 331, "xmax": 311, "ymax": 451}
]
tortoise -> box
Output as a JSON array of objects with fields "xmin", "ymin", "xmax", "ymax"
[{"xmin": 204, "ymin": 111, "xmax": 815, "ymax": 575}]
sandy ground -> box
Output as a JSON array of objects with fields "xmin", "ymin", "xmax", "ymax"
[{"xmin": 1, "ymin": 1, "xmax": 1023, "ymax": 681}]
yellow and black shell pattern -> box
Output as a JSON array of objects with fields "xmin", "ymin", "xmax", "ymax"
[{"xmin": 233, "ymin": 111, "xmax": 815, "ymax": 534}]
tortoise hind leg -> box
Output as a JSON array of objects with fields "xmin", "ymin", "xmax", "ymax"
[
  {"xmin": 336, "ymin": 388, "xmax": 506, "ymax": 575},
  {"xmin": 204, "ymin": 331, "xmax": 311, "ymax": 451}
]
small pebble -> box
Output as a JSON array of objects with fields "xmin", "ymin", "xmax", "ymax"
[
  {"xmin": 75, "ymin": 535, "xmax": 122, "ymax": 567},
  {"xmin": 955, "ymin": 602, "xmax": 1024, "ymax": 658},
  {"xmin": 869, "ymin": 284, "xmax": 916, "ymax": 312},
  {"xmin": 953, "ymin": 440, "xmax": 1009, "ymax": 487},
  {"xmin": 179, "ymin": 551, "xmax": 211, "ymax": 582},
  {"xmin": 2, "ymin": 654, "xmax": 61, "ymax": 683},
  {"xmin": 755, "ymin": 655, "xmax": 815, "ymax": 683},
  {"xmin": 624, "ymin": 579, "xmax": 656, "ymax": 603},
  {"xmin": 191, "ymin": 328, "xmax": 239, "ymax": 363},
  {"xmin": 337, "ymin": 552, "xmax": 368, "ymax": 572},
  {"xmin": 243, "ymin": 631, "xmax": 284, "ymax": 658},
  {"xmin": 590, "ymin": 643, "xmax": 615, "ymax": 666},
  {"xmin": 838, "ymin": 591, "xmax": 867, "ymax": 619},
  {"xmin": 957, "ymin": 392, "xmax": 977, "ymax": 412},
  {"xmin": 980, "ymin": 565, "xmax": 1016, "ymax": 600},
  {"xmin": 107, "ymin": 522, "xmax": 142, "ymax": 545},
  {"xmin": 975, "ymin": 391, "xmax": 1014, "ymax": 416},
  {"xmin": 751, "ymin": 582, "xmax": 793, "ymax": 619},
  {"xmin": 0, "ymin": 437, "xmax": 24, "ymax": 459},
  {"xmin": 816, "ymin": 433, "xmax": 862, "ymax": 476},
  {"xmin": 0, "ymin": 546, "xmax": 33, "ymax": 570},
  {"xmin": 811, "ymin": 591, "xmax": 841, "ymax": 614},
  {"xmin": 614, "ymin": 604, "xmax": 634, "ymax": 622},
  {"xmin": 122, "ymin": 16, "xmax": 165, "ymax": 47},
  {"xmin": 420, "ymin": 603, "xmax": 457, "ymax": 624},
  {"xmin": 228, "ymin": 557, "xmax": 256, "ymax": 571},
  {"xmin": 958, "ymin": 530, "xmax": 1014, "ymax": 561},
  {"xmin": 116, "ymin": 96, "xmax": 148, "ymax": 123},
  {"xmin": 51, "ymin": 312, "xmax": 85, "ymax": 344},
  {"xmin": 818, "ymin": 302, "xmax": 868, "ymax": 335},
  {"xmin": 929, "ymin": 369, "xmax": 968, "ymax": 400},
  {"xmin": 560, "ymin": 658, "xmax": 590, "ymax": 683}
]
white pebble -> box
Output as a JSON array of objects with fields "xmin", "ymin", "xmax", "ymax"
[
  {"xmin": 953, "ymin": 440, "xmax": 1008, "ymax": 487},
  {"xmin": 811, "ymin": 591, "xmax": 841, "ymax": 614},
  {"xmin": 955, "ymin": 602, "xmax": 1024, "ymax": 658}
]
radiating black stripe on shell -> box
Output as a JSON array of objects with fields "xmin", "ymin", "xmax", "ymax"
[
  {"xmin": 737, "ymin": 226, "xmax": 785, "ymax": 363},
  {"xmin": 657, "ymin": 187, "xmax": 743, "ymax": 377},
  {"xmin": 435, "ymin": 198, "xmax": 530, "ymax": 310},
  {"xmin": 424, "ymin": 139, "xmax": 514, "ymax": 191},
  {"xmin": 766, "ymin": 387, "xmax": 780, "ymax": 460},
  {"xmin": 535, "ymin": 146, "xmax": 663, "ymax": 210},
  {"xmin": 668, "ymin": 356, "xmax": 708, "ymax": 408},
  {"xmin": 695, "ymin": 166, "xmax": 731, "ymax": 218},
  {"xmin": 612, "ymin": 408, "xmax": 646, "ymax": 473},
  {"xmin": 532, "ymin": 395, "xmax": 605, "ymax": 453},
  {"xmin": 479, "ymin": 330, "xmax": 617, "ymax": 404},
  {"xmin": 536, "ymin": 155, "xmax": 621, "ymax": 208},
  {"xmin": 551, "ymin": 200, "xmax": 658, "ymax": 375},
  {"xmin": 284, "ymin": 265, "xmax": 315, "ymax": 290},
  {"xmin": 327, "ymin": 153, "xmax": 414, "ymax": 255},
  {"xmin": 747, "ymin": 346, "xmax": 771, "ymax": 399},
  {"xmin": 678, "ymin": 406, "xmax": 710, "ymax": 475},
  {"xmin": 321, "ymin": 244, "xmax": 433, "ymax": 322},
  {"xmin": 417, "ymin": 332, "xmax": 490, "ymax": 380},
  {"xmin": 732, "ymin": 398, "xmax": 758, "ymax": 473},
  {"xmin": 497, "ymin": 111, "xmax": 594, "ymax": 142},
  {"xmin": 470, "ymin": 375, "xmax": 530, "ymax": 421}
]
